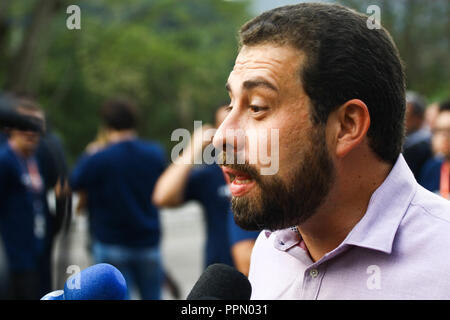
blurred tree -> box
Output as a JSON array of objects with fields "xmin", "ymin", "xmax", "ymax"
[
  {"xmin": 1, "ymin": 0, "xmax": 447, "ymax": 165},
  {"xmin": 337, "ymin": 0, "xmax": 449, "ymax": 102},
  {"xmin": 0, "ymin": 1, "xmax": 13, "ymax": 73},
  {"xmin": 0, "ymin": 0, "xmax": 250, "ymax": 164},
  {"xmin": 5, "ymin": 0, "xmax": 66, "ymax": 94}
]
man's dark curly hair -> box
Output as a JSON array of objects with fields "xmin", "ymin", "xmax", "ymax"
[{"xmin": 100, "ymin": 97, "xmax": 139, "ymax": 130}]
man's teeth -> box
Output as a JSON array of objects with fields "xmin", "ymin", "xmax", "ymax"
[
  {"xmin": 234, "ymin": 178, "xmax": 251, "ymax": 184},
  {"xmin": 227, "ymin": 171, "xmax": 252, "ymax": 184}
]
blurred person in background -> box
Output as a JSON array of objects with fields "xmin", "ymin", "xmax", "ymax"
[
  {"xmin": 403, "ymin": 91, "xmax": 433, "ymax": 180},
  {"xmin": 425, "ymin": 102, "xmax": 440, "ymax": 131},
  {"xmin": 153, "ymin": 105, "xmax": 234, "ymax": 270},
  {"xmin": 74, "ymin": 127, "xmax": 109, "ymax": 215},
  {"xmin": 31, "ymin": 107, "xmax": 70, "ymax": 296},
  {"xmin": 0, "ymin": 98, "xmax": 53, "ymax": 299},
  {"xmin": 69, "ymin": 97, "xmax": 166, "ymax": 300},
  {"xmin": 227, "ymin": 209, "xmax": 259, "ymax": 276},
  {"xmin": 0, "ymin": 93, "xmax": 69, "ymax": 295},
  {"xmin": 420, "ymin": 100, "xmax": 450, "ymax": 199},
  {"xmin": 74, "ymin": 122, "xmax": 180, "ymax": 299}
]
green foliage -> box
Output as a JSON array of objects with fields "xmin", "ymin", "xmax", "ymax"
[
  {"xmin": 1, "ymin": 0, "xmax": 448, "ymax": 165},
  {"xmin": 1, "ymin": 0, "xmax": 250, "ymax": 165},
  {"xmin": 336, "ymin": 0, "xmax": 449, "ymax": 103}
]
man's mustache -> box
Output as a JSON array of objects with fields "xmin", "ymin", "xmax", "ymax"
[{"xmin": 219, "ymin": 151, "xmax": 261, "ymax": 182}]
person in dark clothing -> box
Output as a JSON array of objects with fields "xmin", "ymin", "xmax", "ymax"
[
  {"xmin": 183, "ymin": 162, "xmax": 234, "ymax": 268},
  {"xmin": 70, "ymin": 97, "xmax": 166, "ymax": 300},
  {"xmin": 34, "ymin": 124, "xmax": 70, "ymax": 296},
  {"xmin": 420, "ymin": 101, "xmax": 450, "ymax": 199},
  {"xmin": 0, "ymin": 98, "xmax": 51, "ymax": 299},
  {"xmin": 153, "ymin": 106, "xmax": 234, "ymax": 269},
  {"xmin": 0, "ymin": 93, "xmax": 69, "ymax": 297},
  {"xmin": 403, "ymin": 91, "xmax": 433, "ymax": 180},
  {"xmin": 227, "ymin": 208, "xmax": 259, "ymax": 276}
]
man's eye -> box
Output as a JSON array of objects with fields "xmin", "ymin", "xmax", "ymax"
[{"xmin": 250, "ymin": 105, "xmax": 268, "ymax": 113}]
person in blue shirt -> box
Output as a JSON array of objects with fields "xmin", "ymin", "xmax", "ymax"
[
  {"xmin": 419, "ymin": 101, "xmax": 450, "ymax": 199},
  {"xmin": 1, "ymin": 93, "xmax": 70, "ymax": 296},
  {"xmin": 227, "ymin": 209, "xmax": 259, "ymax": 276},
  {"xmin": 184, "ymin": 162, "xmax": 233, "ymax": 268},
  {"xmin": 403, "ymin": 91, "xmax": 433, "ymax": 180},
  {"xmin": 153, "ymin": 106, "xmax": 234, "ymax": 269},
  {"xmin": 420, "ymin": 156, "xmax": 444, "ymax": 193},
  {"xmin": 70, "ymin": 97, "xmax": 166, "ymax": 300},
  {"xmin": 0, "ymin": 99, "xmax": 51, "ymax": 299}
]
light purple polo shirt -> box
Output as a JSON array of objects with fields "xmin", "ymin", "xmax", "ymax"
[{"xmin": 248, "ymin": 154, "xmax": 450, "ymax": 299}]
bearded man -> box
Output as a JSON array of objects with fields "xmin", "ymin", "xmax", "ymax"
[{"xmin": 213, "ymin": 3, "xmax": 450, "ymax": 299}]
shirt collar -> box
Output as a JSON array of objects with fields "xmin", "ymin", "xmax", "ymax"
[
  {"xmin": 343, "ymin": 154, "xmax": 417, "ymax": 254},
  {"xmin": 266, "ymin": 227, "xmax": 301, "ymax": 251},
  {"xmin": 266, "ymin": 154, "xmax": 417, "ymax": 255}
]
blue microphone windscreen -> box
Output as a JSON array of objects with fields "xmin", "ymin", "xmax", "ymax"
[
  {"xmin": 41, "ymin": 290, "xmax": 65, "ymax": 300},
  {"xmin": 64, "ymin": 263, "xmax": 127, "ymax": 300}
]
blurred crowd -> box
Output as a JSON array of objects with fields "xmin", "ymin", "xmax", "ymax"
[
  {"xmin": 0, "ymin": 90, "xmax": 448, "ymax": 300},
  {"xmin": 0, "ymin": 92, "xmax": 259, "ymax": 300},
  {"xmin": 403, "ymin": 92, "xmax": 450, "ymax": 198}
]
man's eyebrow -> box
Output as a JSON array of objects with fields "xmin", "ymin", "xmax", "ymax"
[
  {"xmin": 243, "ymin": 79, "xmax": 278, "ymax": 92},
  {"xmin": 225, "ymin": 79, "xmax": 278, "ymax": 93}
]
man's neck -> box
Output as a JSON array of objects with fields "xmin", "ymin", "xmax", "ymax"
[
  {"xmin": 297, "ymin": 154, "xmax": 393, "ymax": 262},
  {"xmin": 106, "ymin": 130, "xmax": 136, "ymax": 143}
]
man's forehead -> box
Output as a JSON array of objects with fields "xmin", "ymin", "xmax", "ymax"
[
  {"xmin": 234, "ymin": 44, "xmax": 302, "ymax": 69},
  {"xmin": 228, "ymin": 44, "xmax": 303, "ymax": 90}
]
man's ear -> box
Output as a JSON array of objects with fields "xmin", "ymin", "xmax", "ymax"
[{"xmin": 330, "ymin": 99, "xmax": 371, "ymax": 158}]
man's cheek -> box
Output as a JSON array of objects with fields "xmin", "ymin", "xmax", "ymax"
[{"xmin": 245, "ymin": 128, "xmax": 280, "ymax": 176}]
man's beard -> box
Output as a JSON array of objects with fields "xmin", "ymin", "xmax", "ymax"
[{"xmin": 226, "ymin": 126, "xmax": 335, "ymax": 231}]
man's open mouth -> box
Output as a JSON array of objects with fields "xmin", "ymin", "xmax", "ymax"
[{"xmin": 221, "ymin": 166, "xmax": 257, "ymax": 196}]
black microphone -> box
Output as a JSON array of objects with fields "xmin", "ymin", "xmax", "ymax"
[{"xmin": 186, "ymin": 263, "xmax": 252, "ymax": 300}]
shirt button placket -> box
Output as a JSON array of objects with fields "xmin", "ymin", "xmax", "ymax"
[{"xmin": 302, "ymin": 267, "xmax": 323, "ymax": 300}]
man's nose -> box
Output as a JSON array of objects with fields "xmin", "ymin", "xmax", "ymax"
[{"xmin": 212, "ymin": 109, "xmax": 246, "ymax": 156}]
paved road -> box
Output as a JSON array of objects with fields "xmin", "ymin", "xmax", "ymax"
[{"xmin": 52, "ymin": 201, "xmax": 206, "ymax": 300}]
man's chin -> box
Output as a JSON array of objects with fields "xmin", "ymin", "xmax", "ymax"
[
  {"xmin": 232, "ymin": 199, "xmax": 284, "ymax": 232},
  {"xmin": 231, "ymin": 191, "xmax": 316, "ymax": 232},
  {"xmin": 231, "ymin": 195, "xmax": 265, "ymax": 231}
]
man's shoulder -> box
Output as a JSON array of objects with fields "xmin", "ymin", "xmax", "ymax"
[
  {"xmin": 89, "ymin": 140, "xmax": 160, "ymax": 156},
  {"xmin": 131, "ymin": 139, "xmax": 161, "ymax": 149},
  {"xmin": 391, "ymin": 189, "xmax": 450, "ymax": 286},
  {"xmin": 409, "ymin": 185, "xmax": 450, "ymax": 224},
  {"xmin": 127, "ymin": 139, "xmax": 166, "ymax": 159},
  {"xmin": 398, "ymin": 187, "xmax": 450, "ymax": 261}
]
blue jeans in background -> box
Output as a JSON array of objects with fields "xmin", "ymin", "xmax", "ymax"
[{"xmin": 92, "ymin": 241, "xmax": 163, "ymax": 300}]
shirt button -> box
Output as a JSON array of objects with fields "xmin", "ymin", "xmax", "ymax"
[{"xmin": 309, "ymin": 269, "xmax": 319, "ymax": 278}]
